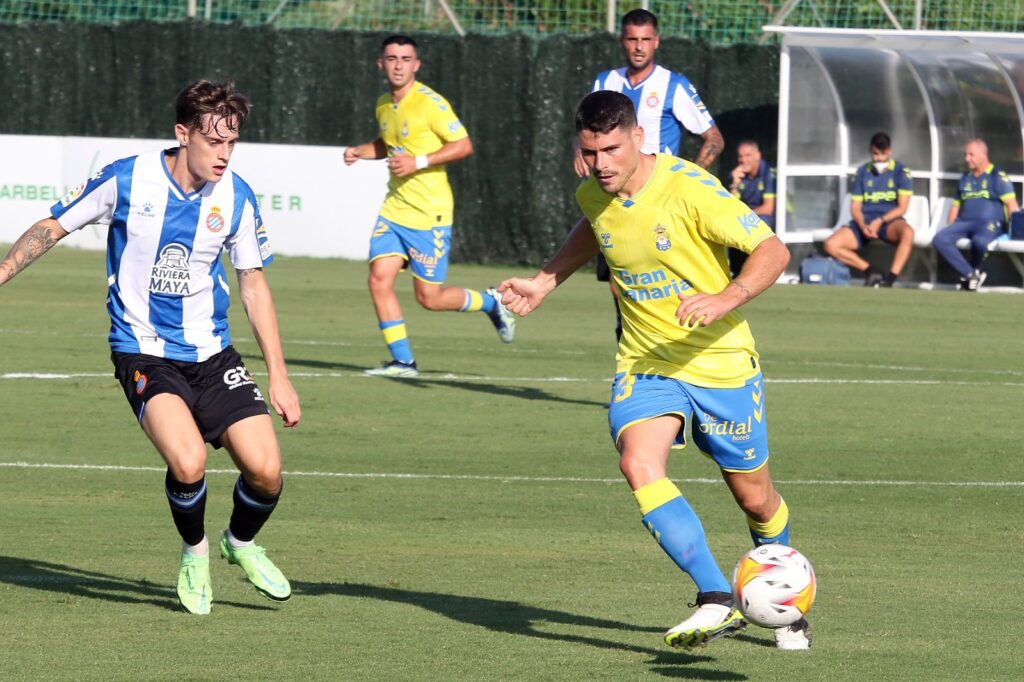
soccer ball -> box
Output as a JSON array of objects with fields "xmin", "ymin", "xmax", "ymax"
[{"xmin": 732, "ymin": 544, "xmax": 816, "ymax": 628}]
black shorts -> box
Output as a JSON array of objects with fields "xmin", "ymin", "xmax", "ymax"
[{"xmin": 112, "ymin": 346, "xmax": 270, "ymax": 448}]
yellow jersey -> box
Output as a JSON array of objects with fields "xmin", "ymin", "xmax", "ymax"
[
  {"xmin": 576, "ymin": 154, "xmax": 775, "ymax": 388},
  {"xmin": 376, "ymin": 82, "xmax": 469, "ymax": 229}
]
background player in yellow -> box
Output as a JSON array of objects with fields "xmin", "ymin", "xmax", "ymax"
[
  {"xmin": 499, "ymin": 91, "xmax": 810, "ymax": 650},
  {"xmin": 344, "ymin": 35, "xmax": 515, "ymax": 377}
]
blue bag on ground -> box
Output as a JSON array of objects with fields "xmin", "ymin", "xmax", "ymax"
[
  {"xmin": 799, "ymin": 256, "xmax": 850, "ymax": 285},
  {"xmin": 1009, "ymin": 211, "xmax": 1024, "ymax": 240}
]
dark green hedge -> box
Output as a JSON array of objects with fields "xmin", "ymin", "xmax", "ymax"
[{"xmin": 0, "ymin": 23, "xmax": 778, "ymax": 263}]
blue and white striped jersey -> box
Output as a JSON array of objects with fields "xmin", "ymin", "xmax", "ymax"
[
  {"xmin": 592, "ymin": 64, "xmax": 714, "ymax": 155},
  {"xmin": 50, "ymin": 149, "xmax": 272, "ymax": 362}
]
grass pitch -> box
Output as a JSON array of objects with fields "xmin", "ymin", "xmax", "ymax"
[{"xmin": 1, "ymin": 247, "xmax": 1022, "ymax": 680}]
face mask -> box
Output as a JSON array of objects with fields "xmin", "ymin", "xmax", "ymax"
[{"xmin": 873, "ymin": 161, "xmax": 888, "ymax": 173}]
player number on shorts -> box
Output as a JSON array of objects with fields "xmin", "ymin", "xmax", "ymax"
[{"xmin": 613, "ymin": 375, "xmax": 636, "ymax": 403}]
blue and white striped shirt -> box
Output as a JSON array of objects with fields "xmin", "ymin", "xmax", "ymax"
[
  {"xmin": 50, "ymin": 149, "xmax": 272, "ymax": 362},
  {"xmin": 592, "ymin": 64, "xmax": 715, "ymax": 155}
]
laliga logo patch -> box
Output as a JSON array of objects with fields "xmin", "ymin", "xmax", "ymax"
[
  {"xmin": 133, "ymin": 370, "xmax": 148, "ymax": 395},
  {"xmin": 653, "ymin": 224, "xmax": 672, "ymax": 251},
  {"xmin": 60, "ymin": 181, "xmax": 87, "ymax": 207},
  {"xmin": 256, "ymin": 221, "xmax": 272, "ymax": 260},
  {"xmin": 206, "ymin": 206, "xmax": 225, "ymax": 233},
  {"xmin": 646, "ymin": 92, "xmax": 660, "ymax": 108}
]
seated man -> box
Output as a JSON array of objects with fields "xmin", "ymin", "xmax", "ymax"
[
  {"xmin": 824, "ymin": 132, "xmax": 914, "ymax": 287},
  {"xmin": 932, "ymin": 138, "xmax": 1019, "ymax": 291},
  {"xmin": 728, "ymin": 140, "xmax": 776, "ymax": 274}
]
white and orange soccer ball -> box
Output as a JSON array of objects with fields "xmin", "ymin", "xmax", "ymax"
[{"xmin": 732, "ymin": 544, "xmax": 816, "ymax": 628}]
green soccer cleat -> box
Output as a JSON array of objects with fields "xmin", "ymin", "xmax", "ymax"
[
  {"xmin": 664, "ymin": 598, "xmax": 747, "ymax": 649},
  {"xmin": 219, "ymin": 531, "xmax": 291, "ymax": 602},
  {"xmin": 177, "ymin": 552, "xmax": 212, "ymax": 615},
  {"xmin": 485, "ymin": 287, "xmax": 516, "ymax": 344}
]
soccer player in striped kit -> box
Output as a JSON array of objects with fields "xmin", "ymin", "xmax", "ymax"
[
  {"xmin": 0, "ymin": 79, "xmax": 300, "ymax": 615},
  {"xmin": 575, "ymin": 9, "xmax": 724, "ymax": 345}
]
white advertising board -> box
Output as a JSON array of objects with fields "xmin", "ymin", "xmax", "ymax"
[{"xmin": 0, "ymin": 135, "xmax": 390, "ymax": 260}]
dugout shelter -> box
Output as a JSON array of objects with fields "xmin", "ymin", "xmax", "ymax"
[{"xmin": 767, "ymin": 26, "xmax": 1024, "ymax": 256}]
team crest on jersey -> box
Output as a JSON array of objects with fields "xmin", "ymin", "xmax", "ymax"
[
  {"xmin": 206, "ymin": 207, "xmax": 225, "ymax": 233},
  {"xmin": 600, "ymin": 232, "xmax": 614, "ymax": 249},
  {"xmin": 401, "ymin": 120, "xmax": 409, "ymax": 137},
  {"xmin": 60, "ymin": 181, "xmax": 86, "ymax": 207},
  {"xmin": 646, "ymin": 92, "xmax": 660, "ymax": 108},
  {"xmin": 149, "ymin": 243, "xmax": 192, "ymax": 296},
  {"xmin": 653, "ymin": 224, "xmax": 672, "ymax": 251}
]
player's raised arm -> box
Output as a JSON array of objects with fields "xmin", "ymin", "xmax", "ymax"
[
  {"xmin": 0, "ymin": 218, "xmax": 69, "ymax": 287},
  {"xmin": 498, "ymin": 217, "xmax": 598, "ymax": 316},
  {"xmin": 344, "ymin": 138, "xmax": 388, "ymax": 165},
  {"xmin": 236, "ymin": 267, "xmax": 301, "ymax": 428}
]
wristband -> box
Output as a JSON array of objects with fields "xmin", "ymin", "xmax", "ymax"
[{"xmin": 415, "ymin": 155, "xmax": 429, "ymax": 170}]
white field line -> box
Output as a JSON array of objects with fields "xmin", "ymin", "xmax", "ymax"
[
  {"xmin": 2, "ymin": 370, "xmax": 1024, "ymax": 388},
  {"xmin": 0, "ymin": 461, "xmax": 1021, "ymax": 488},
  {"xmin": 1, "ymin": 325, "xmax": 1018, "ymax": 371}
]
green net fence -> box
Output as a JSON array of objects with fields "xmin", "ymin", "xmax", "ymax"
[{"xmin": 2, "ymin": 1, "xmax": 1023, "ymax": 44}]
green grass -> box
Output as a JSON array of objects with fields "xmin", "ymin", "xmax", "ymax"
[{"xmin": 1, "ymin": 247, "xmax": 1022, "ymax": 680}]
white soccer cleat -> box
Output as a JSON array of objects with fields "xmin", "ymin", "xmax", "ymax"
[
  {"xmin": 664, "ymin": 595, "xmax": 746, "ymax": 648},
  {"xmin": 774, "ymin": 617, "xmax": 812, "ymax": 650},
  {"xmin": 485, "ymin": 287, "xmax": 516, "ymax": 343}
]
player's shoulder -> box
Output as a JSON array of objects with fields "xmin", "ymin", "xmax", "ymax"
[{"xmin": 375, "ymin": 92, "xmax": 391, "ymax": 109}]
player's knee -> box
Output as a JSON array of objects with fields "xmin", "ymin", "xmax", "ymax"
[
  {"xmin": 367, "ymin": 271, "xmax": 391, "ymax": 294},
  {"xmin": 169, "ymin": 457, "xmax": 207, "ymax": 484},
  {"xmin": 822, "ymin": 236, "xmax": 840, "ymax": 257},
  {"xmin": 735, "ymin": 487, "xmax": 776, "ymax": 519},
  {"xmin": 415, "ymin": 288, "xmax": 444, "ymax": 310},
  {"xmin": 242, "ymin": 467, "xmax": 282, "ymax": 497},
  {"xmin": 618, "ymin": 451, "xmax": 660, "ymax": 487}
]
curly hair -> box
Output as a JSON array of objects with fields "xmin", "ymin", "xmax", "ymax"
[{"xmin": 175, "ymin": 79, "xmax": 251, "ymax": 135}]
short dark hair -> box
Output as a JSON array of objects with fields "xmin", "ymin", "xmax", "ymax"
[
  {"xmin": 621, "ymin": 9, "xmax": 658, "ymax": 31},
  {"xmin": 737, "ymin": 139, "xmax": 760, "ymax": 152},
  {"xmin": 175, "ymin": 79, "xmax": 250, "ymax": 134},
  {"xmin": 575, "ymin": 91, "xmax": 637, "ymax": 134},
  {"xmin": 869, "ymin": 132, "xmax": 891, "ymax": 151},
  {"xmin": 381, "ymin": 34, "xmax": 417, "ymax": 53}
]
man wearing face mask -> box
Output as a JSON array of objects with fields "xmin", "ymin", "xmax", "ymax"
[{"xmin": 823, "ymin": 132, "xmax": 915, "ymax": 287}]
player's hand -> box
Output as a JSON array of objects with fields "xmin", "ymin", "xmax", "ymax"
[
  {"xmin": 675, "ymin": 291, "xmax": 736, "ymax": 329},
  {"xmin": 497, "ymin": 277, "xmax": 550, "ymax": 316},
  {"xmin": 730, "ymin": 165, "xmax": 745, "ymax": 187},
  {"xmin": 268, "ymin": 376, "xmax": 301, "ymax": 428},
  {"xmin": 573, "ymin": 147, "xmax": 590, "ymax": 178},
  {"xmin": 387, "ymin": 153, "xmax": 418, "ymax": 178},
  {"xmin": 343, "ymin": 146, "xmax": 362, "ymax": 166},
  {"xmin": 863, "ymin": 218, "xmax": 882, "ymax": 239}
]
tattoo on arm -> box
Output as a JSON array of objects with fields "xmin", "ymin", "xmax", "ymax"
[
  {"xmin": 730, "ymin": 279, "xmax": 752, "ymax": 301},
  {"xmin": 695, "ymin": 127, "xmax": 725, "ymax": 169},
  {"xmin": 237, "ymin": 267, "xmax": 262, "ymax": 277},
  {"xmin": 0, "ymin": 223, "xmax": 61, "ymax": 284}
]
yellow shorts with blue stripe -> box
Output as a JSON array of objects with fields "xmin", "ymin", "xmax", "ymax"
[
  {"xmin": 368, "ymin": 216, "xmax": 452, "ymax": 284},
  {"xmin": 608, "ymin": 372, "xmax": 769, "ymax": 473}
]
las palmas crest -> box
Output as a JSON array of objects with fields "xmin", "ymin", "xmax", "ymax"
[{"xmin": 653, "ymin": 224, "xmax": 672, "ymax": 251}]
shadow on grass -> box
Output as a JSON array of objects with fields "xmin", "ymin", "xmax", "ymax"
[
  {"xmin": 0, "ymin": 555, "xmax": 274, "ymax": 613},
  {"xmin": 254, "ymin": 355, "xmax": 606, "ymax": 408},
  {"xmin": 293, "ymin": 581, "xmax": 748, "ymax": 679}
]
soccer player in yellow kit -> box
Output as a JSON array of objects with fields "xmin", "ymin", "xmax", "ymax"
[
  {"xmin": 499, "ymin": 91, "xmax": 810, "ymax": 650},
  {"xmin": 345, "ymin": 35, "xmax": 515, "ymax": 377}
]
